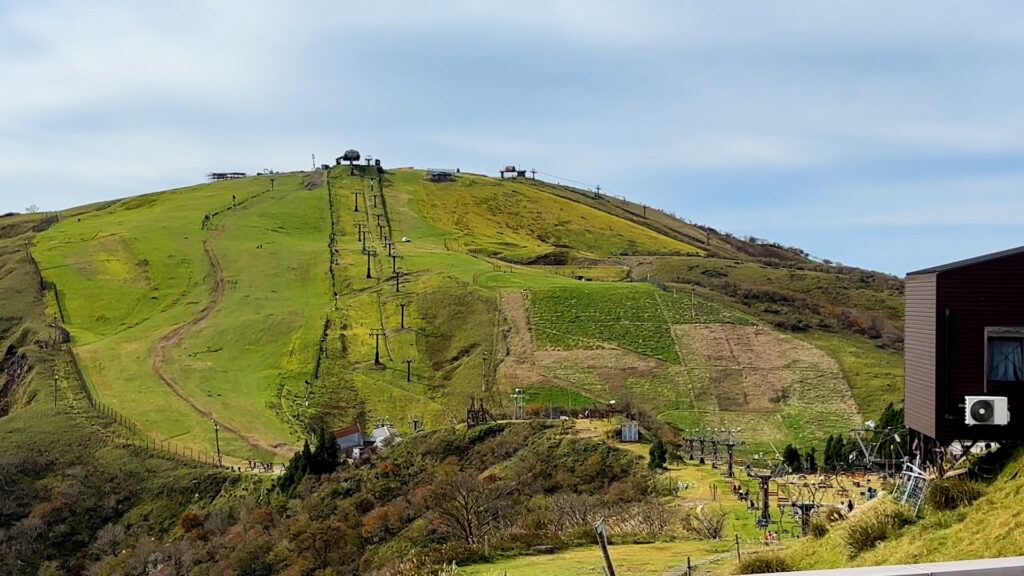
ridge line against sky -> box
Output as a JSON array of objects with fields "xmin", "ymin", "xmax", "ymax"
[{"xmin": 3, "ymin": 1, "xmax": 1024, "ymax": 274}]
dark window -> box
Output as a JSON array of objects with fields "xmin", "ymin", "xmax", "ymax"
[{"xmin": 988, "ymin": 337, "xmax": 1024, "ymax": 382}]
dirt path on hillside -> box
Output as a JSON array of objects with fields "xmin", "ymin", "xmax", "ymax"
[
  {"xmin": 151, "ymin": 225, "xmax": 294, "ymax": 457},
  {"xmin": 496, "ymin": 291, "xmax": 544, "ymax": 386}
]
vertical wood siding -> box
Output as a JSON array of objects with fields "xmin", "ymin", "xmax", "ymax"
[{"xmin": 905, "ymin": 273, "xmax": 937, "ymax": 437}]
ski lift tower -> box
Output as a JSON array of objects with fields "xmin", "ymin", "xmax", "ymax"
[
  {"xmin": 721, "ymin": 428, "xmax": 743, "ymax": 478},
  {"xmin": 747, "ymin": 453, "xmax": 789, "ymax": 529}
]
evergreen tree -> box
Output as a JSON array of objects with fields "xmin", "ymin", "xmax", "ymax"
[
  {"xmin": 648, "ymin": 438, "xmax": 667, "ymax": 470},
  {"xmin": 782, "ymin": 444, "xmax": 802, "ymax": 472},
  {"xmin": 830, "ymin": 435, "xmax": 847, "ymax": 471},
  {"xmin": 804, "ymin": 446, "xmax": 817, "ymax": 472},
  {"xmin": 823, "ymin": 435, "xmax": 834, "ymax": 469},
  {"xmin": 873, "ymin": 402, "xmax": 908, "ymax": 460},
  {"xmin": 310, "ymin": 428, "xmax": 341, "ymax": 476},
  {"xmin": 278, "ymin": 440, "xmax": 313, "ymax": 497}
]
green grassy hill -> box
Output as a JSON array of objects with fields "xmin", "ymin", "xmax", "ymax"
[{"xmin": 19, "ymin": 166, "xmax": 904, "ymax": 464}]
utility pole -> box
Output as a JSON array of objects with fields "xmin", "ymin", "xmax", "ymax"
[
  {"xmin": 370, "ymin": 328, "xmax": 385, "ymax": 366},
  {"xmin": 213, "ymin": 420, "xmax": 222, "ymax": 467},
  {"xmin": 404, "ymin": 358, "xmax": 413, "ymax": 382},
  {"xmin": 481, "ymin": 351, "xmax": 489, "ymax": 392},
  {"xmin": 363, "ymin": 248, "xmax": 377, "ymax": 279},
  {"xmin": 593, "ymin": 519, "xmax": 617, "ymax": 576},
  {"xmin": 755, "ymin": 473, "xmax": 772, "ymax": 527},
  {"xmin": 722, "ymin": 428, "xmax": 741, "ymax": 478},
  {"xmin": 510, "ymin": 388, "xmax": 525, "ymax": 420},
  {"xmin": 359, "ymin": 224, "xmax": 369, "ymax": 250}
]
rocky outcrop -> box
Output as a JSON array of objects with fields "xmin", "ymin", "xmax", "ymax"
[{"xmin": 0, "ymin": 343, "xmax": 29, "ymax": 417}]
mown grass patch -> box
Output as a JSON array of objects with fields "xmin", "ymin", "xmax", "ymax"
[
  {"xmin": 460, "ymin": 540, "xmax": 730, "ymax": 576},
  {"xmin": 795, "ymin": 330, "xmax": 903, "ymax": 421},
  {"xmin": 529, "ymin": 284, "xmax": 680, "ymax": 362}
]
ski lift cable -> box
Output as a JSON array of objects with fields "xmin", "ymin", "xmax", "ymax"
[{"xmin": 533, "ymin": 170, "xmax": 600, "ymax": 190}]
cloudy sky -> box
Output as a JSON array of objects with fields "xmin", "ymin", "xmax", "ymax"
[{"xmin": 3, "ymin": 1, "xmax": 1023, "ymax": 274}]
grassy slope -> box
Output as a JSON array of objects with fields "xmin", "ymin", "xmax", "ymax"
[
  {"xmin": 518, "ymin": 178, "xmax": 741, "ymax": 258},
  {"xmin": 33, "ymin": 175, "xmax": 326, "ymax": 459},
  {"xmin": 406, "ymin": 171, "xmax": 703, "ymax": 261},
  {"xmin": 27, "ymin": 166, "xmax": 902, "ymax": 459},
  {"xmin": 795, "ymin": 330, "xmax": 904, "ymax": 424},
  {"xmin": 461, "ymin": 540, "xmax": 730, "ymax": 576},
  {"xmin": 0, "ymin": 214, "xmax": 243, "ymax": 575},
  {"xmin": 635, "ymin": 257, "xmax": 904, "ymax": 421},
  {"xmin": 640, "ymin": 256, "xmax": 903, "ymax": 323},
  {"xmin": 165, "ymin": 178, "xmax": 332, "ymax": 447}
]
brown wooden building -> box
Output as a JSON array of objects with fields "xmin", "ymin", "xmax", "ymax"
[{"xmin": 906, "ymin": 245, "xmax": 1024, "ymax": 459}]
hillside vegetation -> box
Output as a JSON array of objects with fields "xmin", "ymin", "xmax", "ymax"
[
  {"xmin": 0, "ymin": 162, "xmax": 925, "ymax": 575},
  {"xmin": 22, "ymin": 167, "xmax": 905, "ymax": 464}
]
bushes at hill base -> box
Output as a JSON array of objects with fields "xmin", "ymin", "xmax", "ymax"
[
  {"xmin": 737, "ymin": 552, "xmax": 792, "ymax": 574},
  {"xmin": 682, "ymin": 504, "xmax": 726, "ymax": 540},
  {"xmin": 96, "ymin": 423, "xmax": 659, "ymax": 575},
  {"xmin": 840, "ymin": 498, "xmax": 914, "ymax": 555},
  {"xmin": 925, "ymin": 477, "xmax": 982, "ymax": 512}
]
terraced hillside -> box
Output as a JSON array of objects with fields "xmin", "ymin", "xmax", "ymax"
[{"xmin": 29, "ymin": 166, "xmax": 903, "ymax": 461}]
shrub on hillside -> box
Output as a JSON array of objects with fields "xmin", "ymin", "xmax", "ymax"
[
  {"xmin": 737, "ymin": 552, "xmax": 792, "ymax": 574},
  {"xmin": 809, "ymin": 517, "xmax": 830, "ymax": 538},
  {"xmin": 841, "ymin": 498, "xmax": 913, "ymax": 555},
  {"xmin": 925, "ymin": 477, "xmax": 982, "ymax": 511},
  {"xmin": 682, "ymin": 505, "xmax": 726, "ymax": 540}
]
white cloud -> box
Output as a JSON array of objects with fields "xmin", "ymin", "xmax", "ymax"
[{"xmin": 3, "ymin": 1, "xmax": 1024, "ymax": 273}]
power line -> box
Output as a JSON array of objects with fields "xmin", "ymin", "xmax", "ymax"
[{"xmin": 533, "ymin": 170, "xmax": 600, "ymax": 191}]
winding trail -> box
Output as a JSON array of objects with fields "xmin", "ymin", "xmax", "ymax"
[{"xmin": 151, "ymin": 223, "xmax": 293, "ymax": 457}]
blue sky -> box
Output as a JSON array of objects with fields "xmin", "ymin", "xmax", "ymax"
[{"xmin": 3, "ymin": 1, "xmax": 1023, "ymax": 275}]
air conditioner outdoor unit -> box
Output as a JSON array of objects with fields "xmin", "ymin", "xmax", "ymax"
[{"xmin": 965, "ymin": 396, "xmax": 1010, "ymax": 426}]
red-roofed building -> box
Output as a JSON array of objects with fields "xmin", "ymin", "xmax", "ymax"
[{"xmin": 333, "ymin": 424, "xmax": 364, "ymax": 459}]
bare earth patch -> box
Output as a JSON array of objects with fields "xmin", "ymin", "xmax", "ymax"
[{"xmin": 675, "ymin": 324, "xmax": 860, "ymax": 436}]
